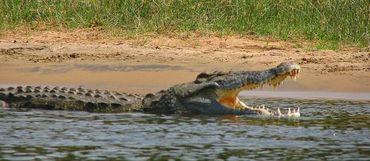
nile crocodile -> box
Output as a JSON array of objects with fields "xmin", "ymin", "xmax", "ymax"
[{"xmin": 0, "ymin": 62, "xmax": 300, "ymax": 117}]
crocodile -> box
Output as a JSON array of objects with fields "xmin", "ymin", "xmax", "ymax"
[{"xmin": 0, "ymin": 62, "xmax": 300, "ymax": 117}]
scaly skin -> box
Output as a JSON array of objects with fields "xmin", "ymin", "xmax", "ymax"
[
  {"xmin": 0, "ymin": 86, "xmax": 142, "ymax": 112},
  {"xmin": 0, "ymin": 62, "xmax": 301, "ymax": 117}
]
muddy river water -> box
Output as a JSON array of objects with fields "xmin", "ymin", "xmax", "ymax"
[
  {"xmin": 0, "ymin": 98, "xmax": 369, "ymax": 160},
  {"xmin": 0, "ymin": 63, "xmax": 369, "ymax": 160}
]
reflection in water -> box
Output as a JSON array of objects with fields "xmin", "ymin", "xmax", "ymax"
[{"xmin": 0, "ymin": 98, "xmax": 369, "ymax": 160}]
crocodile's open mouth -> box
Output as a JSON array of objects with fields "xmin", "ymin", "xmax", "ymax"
[{"xmin": 216, "ymin": 65, "xmax": 301, "ymax": 117}]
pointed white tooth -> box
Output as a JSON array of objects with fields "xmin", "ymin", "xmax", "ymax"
[
  {"xmin": 277, "ymin": 108, "xmax": 282, "ymax": 116},
  {"xmin": 288, "ymin": 108, "xmax": 291, "ymax": 115},
  {"xmin": 296, "ymin": 107, "xmax": 301, "ymax": 117},
  {"xmin": 292, "ymin": 107, "xmax": 301, "ymax": 117},
  {"xmin": 262, "ymin": 105, "xmax": 265, "ymax": 109}
]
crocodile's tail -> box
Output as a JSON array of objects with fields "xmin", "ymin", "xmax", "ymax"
[{"xmin": 0, "ymin": 86, "xmax": 143, "ymax": 113}]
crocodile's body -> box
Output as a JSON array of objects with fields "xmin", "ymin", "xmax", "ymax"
[
  {"xmin": 0, "ymin": 86, "xmax": 142, "ymax": 113},
  {"xmin": 0, "ymin": 62, "xmax": 301, "ymax": 117}
]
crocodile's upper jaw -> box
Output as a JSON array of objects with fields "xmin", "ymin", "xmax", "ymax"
[{"xmin": 214, "ymin": 63, "xmax": 301, "ymax": 117}]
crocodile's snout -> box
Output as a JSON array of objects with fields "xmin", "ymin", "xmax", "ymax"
[{"xmin": 212, "ymin": 62, "xmax": 301, "ymax": 116}]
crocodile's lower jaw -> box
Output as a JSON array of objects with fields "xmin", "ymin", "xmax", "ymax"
[
  {"xmin": 218, "ymin": 95, "xmax": 300, "ymax": 117},
  {"xmin": 216, "ymin": 69, "xmax": 301, "ymax": 117}
]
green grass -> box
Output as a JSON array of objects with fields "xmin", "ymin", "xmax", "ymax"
[{"xmin": 0, "ymin": 0, "xmax": 368, "ymax": 47}]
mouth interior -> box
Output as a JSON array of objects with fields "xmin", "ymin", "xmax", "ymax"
[{"xmin": 216, "ymin": 69, "xmax": 300, "ymax": 109}]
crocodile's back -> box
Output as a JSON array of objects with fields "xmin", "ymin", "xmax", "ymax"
[{"xmin": 0, "ymin": 86, "xmax": 143, "ymax": 112}]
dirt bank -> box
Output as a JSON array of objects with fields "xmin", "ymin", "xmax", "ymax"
[{"xmin": 0, "ymin": 29, "xmax": 369, "ymax": 94}]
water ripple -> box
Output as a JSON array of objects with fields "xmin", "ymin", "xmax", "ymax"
[{"xmin": 0, "ymin": 98, "xmax": 369, "ymax": 160}]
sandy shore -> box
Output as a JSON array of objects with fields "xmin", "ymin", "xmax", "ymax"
[{"xmin": 0, "ymin": 30, "xmax": 369, "ymax": 96}]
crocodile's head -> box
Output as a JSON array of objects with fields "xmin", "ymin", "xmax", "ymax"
[{"xmin": 143, "ymin": 62, "xmax": 301, "ymax": 117}]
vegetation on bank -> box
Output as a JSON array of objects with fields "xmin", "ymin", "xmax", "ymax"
[{"xmin": 0, "ymin": 0, "xmax": 368, "ymax": 47}]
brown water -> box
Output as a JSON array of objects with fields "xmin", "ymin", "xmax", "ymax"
[{"xmin": 0, "ymin": 98, "xmax": 369, "ymax": 160}]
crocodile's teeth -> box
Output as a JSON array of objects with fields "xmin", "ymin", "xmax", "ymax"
[
  {"xmin": 240, "ymin": 101, "xmax": 247, "ymax": 107},
  {"xmin": 291, "ymin": 107, "xmax": 301, "ymax": 117},
  {"xmin": 277, "ymin": 108, "xmax": 282, "ymax": 116},
  {"xmin": 288, "ymin": 108, "xmax": 291, "ymax": 115}
]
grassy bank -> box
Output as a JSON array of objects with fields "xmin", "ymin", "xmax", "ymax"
[{"xmin": 0, "ymin": 0, "xmax": 368, "ymax": 47}]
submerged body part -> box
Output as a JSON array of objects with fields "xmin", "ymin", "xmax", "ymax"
[{"xmin": 0, "ymin": 62, "xmax": 300, "ymax": 117}]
